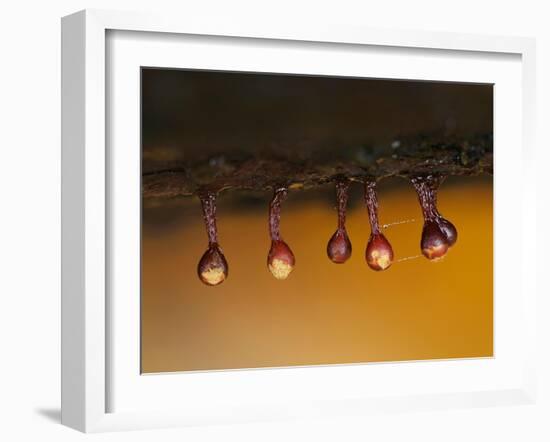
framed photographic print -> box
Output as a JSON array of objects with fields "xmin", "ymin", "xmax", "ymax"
[{"xmin": 61, "ymin": 9, "xmax": 538, "ymax": 432}]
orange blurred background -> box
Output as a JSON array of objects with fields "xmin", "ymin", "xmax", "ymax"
[{"xmin": 141, "ymin": 175, "xmax": 493, "ymax": 373}]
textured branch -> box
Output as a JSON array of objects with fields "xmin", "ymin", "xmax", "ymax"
[{"xmin": 142, "ymin": 133, "xmax": 492, "ymax": 201}]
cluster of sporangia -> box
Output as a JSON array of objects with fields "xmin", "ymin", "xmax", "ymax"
[{"xmin": 197, "ymin": 175, "xmax": 458, "ymax": 286}]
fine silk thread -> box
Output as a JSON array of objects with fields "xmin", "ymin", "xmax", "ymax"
[
  {"xmin": 380, "ymin": 218, "xmax": 422, "ymax": 263},
  {"xmin": 395, "ymin": 254, "xmax": 423, "ymax": 263},
  {"xmin": 381, "ymin": 218, "xmax": 417, "ymax": 229}
]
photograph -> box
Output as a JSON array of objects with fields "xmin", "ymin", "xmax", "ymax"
[
  {"xmin": 0, "ymin": 0, "xmax": 545, "ymax": 438},
  {"xmin": 140, "ymin": 69, "xmax": 493, "ymax": 373}
]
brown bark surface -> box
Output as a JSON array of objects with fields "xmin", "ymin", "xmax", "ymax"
[{"xmin": 143, "ymin": 133, "xmax": 492, "ymax": 201}]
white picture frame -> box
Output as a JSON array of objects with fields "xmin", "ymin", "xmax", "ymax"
[{"xmin": 61, "ymin": 9, "xmax": 538, "ymax": 433}]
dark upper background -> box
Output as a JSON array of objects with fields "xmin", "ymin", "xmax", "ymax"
[{"xmin": 141, "ymin": 69, "xmax": 493, "ymax": 173}]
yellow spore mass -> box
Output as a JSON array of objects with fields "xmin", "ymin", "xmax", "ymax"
[
  {"xmin": 200, "ymin": 267, "xmax": 226, "ymax": 285},
  {"xmin": 268, "ymin": 258, "xmax": 294, "ymax": 280}
]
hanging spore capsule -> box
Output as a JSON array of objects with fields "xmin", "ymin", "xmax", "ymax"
[
  {"xmin": 411, "ymin": 175, "xmax": 456, "ymax": 260},
  {"xmin": 425, "ymin": 176, "xmax": 458, "ymax": 247},
  {"xmin": 197, "ymin": 192, "xmax": 228, "ymax": 286},
  {"xmin": 197, "ymin": 246, "xmax": 228, "ymax": 286},
  {"xmin": 267, "ymin": 187, "xmax": 295, "ymax": 280},
  {"xmin": 327, "ymin": 180, "xmax": 352, "ymax": 264},
  {"xmin": 437, "ymin": 216, "xmax": 458, "ymax": 247},
  {"xmin": 420, "ymin": 220, "xmax": 449, "ymax": 260},
  {"xmin": 364, "ymin": 180, "xmax": 394, "ymax": 271},
  {"xmin": 412, "ymin": 176, "xmax": 448, "ymax": 260}
]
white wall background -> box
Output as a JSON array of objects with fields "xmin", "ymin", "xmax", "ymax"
[{"xmin": 0, "ymin": 0, "xmax": 548, "ymax": 440}]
